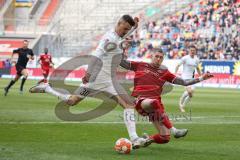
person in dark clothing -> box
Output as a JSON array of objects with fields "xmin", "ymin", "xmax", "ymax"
[{"xmin": 4, "ymin": 40, "xmax": 34, "ymax": 96}]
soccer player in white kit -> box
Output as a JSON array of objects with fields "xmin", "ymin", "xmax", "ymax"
[
  {"xmin": 175, "ymin": 45, "xmax": 202, "ymax": 112},
  {"xmin": 29, "ymin": 15, "xmax": 148, "ymax": 148}
]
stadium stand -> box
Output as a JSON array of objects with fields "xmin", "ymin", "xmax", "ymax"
[
  {"xmin": 0, "ymin": 0, "xmax": 7, "ymax": 9},
  {"xmin": 1, "ymin": 0, "xmax": 195, "ymax": 57},
  {"xmin": 129, "ymin": 0, "xmax": 240, "ymax": 61},
  {"xmin": 0, "ymin": 39, "xmax": 24, "ymax": 60},
  {"xmin": 0, "ymin": 0, "xmax": 238, "ymax": 60},
  {"xmin": 44, "ymin": 0, "xmax": 194, "ymax": 56},
  {"xmin": 38, "ymin": 0, "xmax": 60, "ymax": 25}
]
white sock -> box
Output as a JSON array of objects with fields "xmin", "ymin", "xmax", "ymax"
[
  {"xmin": 170, "ymin": 127, "xmax": 177, "ymax": 134},
  {"xmin": 180, "ymin": 91, "xmax": 188, "ymax": 106},
  {"xmin": 45, "ymin": 85, "xmax": 71, "ymax": 102},
  {"xmin": 123, "ymin": 108, "xmax": 138, "ymax": 141},
  {"xmin": 183, "ymin": 95, "xmax": 191, "ymax": 107}
]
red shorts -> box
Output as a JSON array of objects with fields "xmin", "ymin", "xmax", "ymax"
[
  {"xmin": 42, "ymin": 67, "xmax": 50, "ymax": 75},
  {"xmin": 135, "ymin": 97, "xmax": 165, "ymax": 122}
]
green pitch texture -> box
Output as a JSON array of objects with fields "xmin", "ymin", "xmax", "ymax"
[{"xmin": 0, "ymin": 79, "xmax": 240, "ymax": 160}]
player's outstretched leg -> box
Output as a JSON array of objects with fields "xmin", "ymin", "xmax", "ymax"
[
  {"xmin": 179, "ymin": 90, "xmax": 188, "ymax": 112},
  {"xmin": 141, "ymin": 121, "xmax": 170, "ymax": 146},
  {"xmin": 140, "ymin": 98, "xmax": 188, "ymax": 138},
  {"xmin": 29, "ymin": 83, "xmax": 48, "ymax": 93},
  {"xmin": 19, "ymin": 69, "xmax": 29, "ymax": 94},
  {"xmin": 4, "ymin": 80, "xmax": 15, "ymax": 96},
  {"xmin": 180, "ymin": 86, "xmax": 194, "ymax": 112},
  {"xmin": 173, "ymin": 128, "xmax": 188, "ymax": 138},
  {"xmin": 148, "ymin": 134, "xmax": 170, "ymax": 144},
  {"xmin": 116, "ymin": 95, "xmax": 148, "ymax": 149},
  {"xmin": 20, "ymin": 77, "xmax": 27, "ymax": 94},
  {"xmin": 29, "ymin": 83, "xmax": 84, "ymax": 106},
  {"xmin": 4, "ymin": 75, "xmax": 20, "ymax": 96}
]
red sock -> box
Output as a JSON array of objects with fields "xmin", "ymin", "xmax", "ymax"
[
  {"xmin": 150, "ymin": 100, "xmax": 173, "ymax": 129},
  {"xmin": 161, "ymin": 113, "xmax": 173, "ymax": 129},
  {"xmin": 150, "ymin": 134, "xmax": 170, "ymax": 144}
]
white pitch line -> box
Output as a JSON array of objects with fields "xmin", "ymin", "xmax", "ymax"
[
  {"xmin": 181, "ymin": 115, "xmax": 240, "ymax": 119},
  {"xmin": 0, "ymin": 121, "xmax": 240, "ymax": 125},
  {"xmin": 0, "ymin": 115, "xmax": 240, "ymax": 125}
]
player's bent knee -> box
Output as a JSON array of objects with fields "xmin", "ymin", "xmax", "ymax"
[
  {"xmin": 150, "ymin": 99, "xmax": 162, "ymax": 110},
  {"xmin": 141, "ymin": 99, "xmax": 155, "ymax": 112}
]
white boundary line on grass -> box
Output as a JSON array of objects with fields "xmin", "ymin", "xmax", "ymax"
[
  {"xmin": 1, "ymin": 121, "xmax": 240, "ymax": 125},
  {"xmin": 0, "ymin": 115, "xmax": 240, "ymax": 124}
]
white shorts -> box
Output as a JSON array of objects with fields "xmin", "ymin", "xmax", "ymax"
[{"xmin": 75, "ymin": 80, "xmax": 128, "ymax": 97}]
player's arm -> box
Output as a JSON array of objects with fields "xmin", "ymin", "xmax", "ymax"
[
  {"xmin": 119, "ymin": 39, "xmax": 138, "ymax": 71},
  {"xmin": 122, "ymin": 17, "xmax": 139, "ymax": 39},
  {"xmin": 175, "ymin": 57, "xmax": 185, "ymax": 74},
  {"xmin": 12, "ymin": 48, "xmax": 19, "ymax": 58},
  {"xmin": 50, "ymin": 56, "xmax": 54, "ymax": 66},
  {"xmin": 120, "ymin": 51, "xmax": 140, "ymax": 71},
  {"xmin": 10, "ymin": 49, "xmax": 20, "ymax": 64},
  {"xmin": 83, "ymin": 36, "xmax": 116, "ymax": 84},
  {"xmin": 27, "ymin": 50, "xmax": 34, "ymax": 60},
  {"xmin": 37, "ymin": 55, "xmax": 41, "ymax": 64},
  {"xmin": 82, "ymin": 56, "xmax": 102, "ymax": 84},
  {"xmin": 173, "ymin": 72, "xmax": 213, "ymax": 86},
  {"xmin": 175, "ymin": 63, "xmax": 181, "ymax": 74},
  {"xmin": 120, "ymin": 54, "xmax": 131, "ymax": 70},
  {"xmin": 196, "ymin": 66, "xmax": 201, "ymax": 76}
]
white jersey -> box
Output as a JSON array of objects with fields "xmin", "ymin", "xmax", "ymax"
[
  {"xmin": 79, "ymin": 30, "xmax": 126, "ymax": 96},
  {"xmin": 91, "ymin": 30, "xmax": 123, "ymax": 82},
  {"xmin": 179, "ymin": 55, "xmax": 200, "ymax": 79}
]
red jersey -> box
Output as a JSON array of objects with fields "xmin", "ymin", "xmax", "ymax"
[
  {"xmin": 39, "ymin": 53, "xmax": 52, "ymax": 68},
  {"xmin": 130, "ymin": 61, "xmax": 176, "ymax": 98}
]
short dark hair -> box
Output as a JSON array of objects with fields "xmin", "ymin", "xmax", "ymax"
[
  {"xmin": 189, "ymin": 45, "xmax": 197, "ymax": 50},
  {"xmin": 152, "ymin": 48, "xmax": 164, "ymax": 54},
  {"xmin": 23, "ymin": 40, "xmax": 29, "ymax": 43},
  {"xmin": 121, "ymin": 15, "xmax": 135, "ymax": 26}
]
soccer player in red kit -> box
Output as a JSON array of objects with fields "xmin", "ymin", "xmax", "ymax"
[
  {"xmin": 37, "ymin": 48, "xmax": 54, "ymax": 84},
  {"xmin": 120, "ymin": 48, "xmax": 213, "ymax": 146}
]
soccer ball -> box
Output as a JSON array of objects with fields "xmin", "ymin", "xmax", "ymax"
[{"xmin": 114, "ymin": 138, "xmax": 132, "ymax": 154}]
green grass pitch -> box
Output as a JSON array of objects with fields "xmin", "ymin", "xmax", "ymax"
[{"xmin": 0, "ymin": 79, "xmax": 240, "ymax": 160}]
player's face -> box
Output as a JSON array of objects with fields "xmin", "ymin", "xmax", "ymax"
[
  {"xmin": 23, "ymin": 41, "xmax": 28, "ymax": 49},
  {"xmin": 189, "ymin": 47, "xmax": 196, "ymax": 57},
  {"xmin": 117, "ymin": 21, "xmax": 132, "ymax": 37},
  {"xmin": 151, "ymin": 52, "xmax": 164, "ymax": 67},
  {"xmin": 44, "ymin": 48, "xmax": 48, "ymax": 54}
]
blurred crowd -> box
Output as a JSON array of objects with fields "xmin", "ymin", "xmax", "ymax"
[{"xmin": 129, "ymin": 0, "xmax": 240, "ymax": 61}]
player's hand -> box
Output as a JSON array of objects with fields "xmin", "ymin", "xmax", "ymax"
[
  {"xmin": 82, "ymin": 73, "xmax": 91, "ymax": 84},
  {"xmin": 133, "ymin": 17, "xmax": 139, "ymax": 29},
  {"xmin": 201, "ymin": 72, "xmax": 214, "ymax": 80},
  {"xmin": 119, "ymin": 40, "xmax": 132, "ymax": 50},
  {"xmin": 10, "ymin": 60, "xmax": 16, "ymax": 66},
  {"xmin": 123, "ymin": 49, "xmax": 128, "ymax": 58},
  {"xmin": 27, "ymin": 55, "xmax": 34, "ymax": 60}
]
